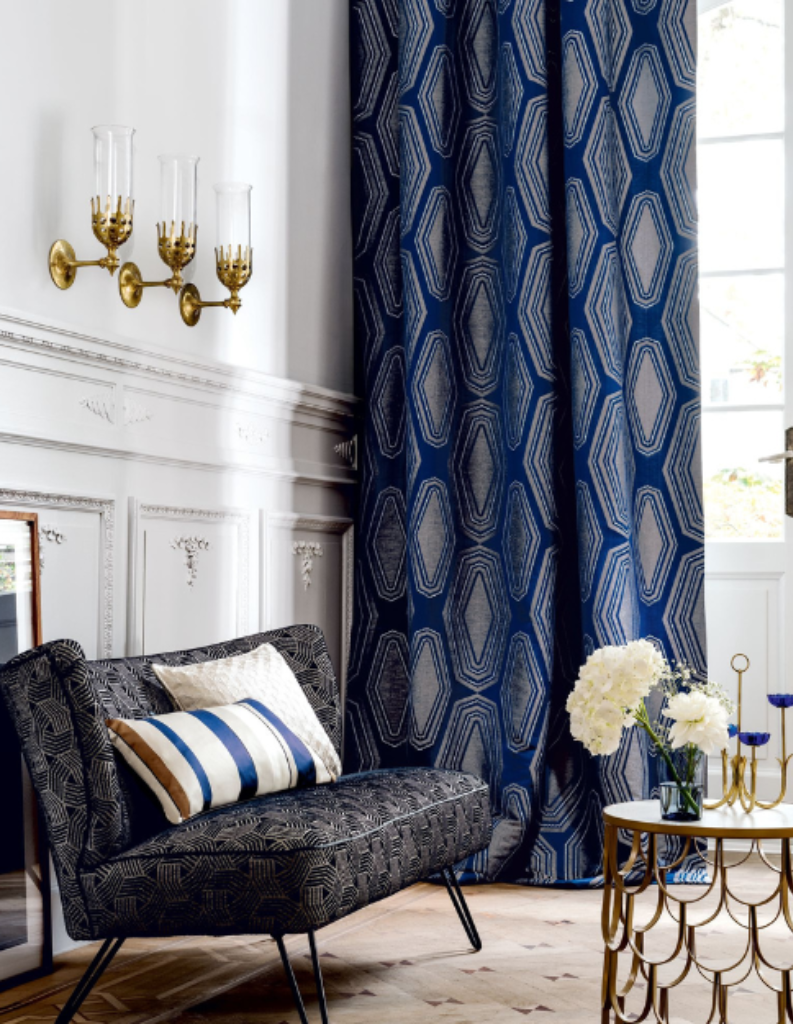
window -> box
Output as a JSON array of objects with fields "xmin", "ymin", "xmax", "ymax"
[{"xmin": 698, "ymin": 0, "xmax": 785, "ymax": 540}]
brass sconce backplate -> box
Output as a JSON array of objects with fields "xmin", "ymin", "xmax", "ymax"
[
  {"xmin": 179, "ymin": 283, "xmax": 202, "ymax": 327},
  {"xmin": 119, "ymin": 263, "xmax": 145, "ymax": 308},
  {"xmin": 49, "ymin": 240, "xmax": 78, "ymax": 290}
]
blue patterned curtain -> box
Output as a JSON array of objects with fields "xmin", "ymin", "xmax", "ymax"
[{"xmin": 346, "ymin": 0, "xmax": 703, "ymax": 884}]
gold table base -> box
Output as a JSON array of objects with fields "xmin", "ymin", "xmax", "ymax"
[{"xmin": 601, "ymin": 800, "xmax": 793, "ymax": 1023}]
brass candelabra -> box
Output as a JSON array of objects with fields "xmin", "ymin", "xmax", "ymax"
[
  {"xmin": 49, "ymin": 195, "xmax": 134, "ymax": 290},
  {"xmin": 705, "ymin": 653, "xmax": 792, "ymax": 813},
  {"xmin": 179, "ymin": 244, "xmax": 252, "ymax": 326}
]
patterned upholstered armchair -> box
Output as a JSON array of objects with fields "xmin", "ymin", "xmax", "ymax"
[{"xmin": 0, "ymin": 625, "xmax": 491, "ymax": 1023}]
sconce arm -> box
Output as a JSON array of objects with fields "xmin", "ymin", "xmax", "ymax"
[
  {"xmin": 119, "ymin": 263, "xmax": 188, "ymax": 308},
  {"xmin": 70, "ymin": 258, "xmax": 109, "ymax": 270},
  {"xmin": 49, "ymin": 240, "xmax": 121, "ymax": 290},
  {"xmin": 179, "ymin": 284, "xmax": 243, "ymax": 326}
]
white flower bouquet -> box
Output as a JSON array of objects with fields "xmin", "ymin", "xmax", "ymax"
[{"xmin": 567, "ymin": 639, "xmax": 734, "ymax": 818}]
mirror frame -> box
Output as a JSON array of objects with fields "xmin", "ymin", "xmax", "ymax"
[
  {"xmin": 0, "ymin": 509, "xmax": 50, "ymax": 994},
  {"xmin": 0, "ymin": 510, "xmax": 42, "ymax": 652}
]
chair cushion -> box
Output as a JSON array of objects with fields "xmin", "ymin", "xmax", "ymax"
[
  {"xmin": 81, "ymin": 768, "xmax": 491, "ymax": 938},
  {"xmin": 151, "ymin": 644, "xmax": 342, "ymax": 780}
]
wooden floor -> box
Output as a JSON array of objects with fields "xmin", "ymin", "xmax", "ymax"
[{"xmin": 0, "ymin": 859, "xmax": 787, "ymax": 1024}]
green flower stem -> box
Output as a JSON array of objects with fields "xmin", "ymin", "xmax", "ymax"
[
  {"xmin": 685, "ymin": 742, "xmax": 698, "ymax": 787},
  {"xmin": 633, "ymin": 703, "xmax": 701, "ymax": 816}
]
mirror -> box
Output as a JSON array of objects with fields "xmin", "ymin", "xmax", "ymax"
[
  {"xmin": 0, "ymin": 513, "xmax": 41, "ymax": 661},
  {"xmin": 0, "ymin": 511, "xmax": 50, "ymax": 992}
]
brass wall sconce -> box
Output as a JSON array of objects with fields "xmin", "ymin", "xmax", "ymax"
[
  {"xmin": 49, "ymin": 130, "xmax": 253, "ymax": 328},
  {"xmin": 49, "ymin": 125, "xmax": 135, "ymax": 289},
  {"xmin": 179, "ymin": 183, "xmax": 253, "ymax": 327},
  {"xmin": 120, "ymin": 155, "xmax": 199, "ymax": 308}
]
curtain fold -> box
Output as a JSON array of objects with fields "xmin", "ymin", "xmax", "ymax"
[{"xmin": 346, "ymin": 0, "xmax": 703, "ymax": 884}]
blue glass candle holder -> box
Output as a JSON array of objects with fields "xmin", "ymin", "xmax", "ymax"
[{"xmin": 738, "ymin": 732, "xmax": 771, "ymax": 747}]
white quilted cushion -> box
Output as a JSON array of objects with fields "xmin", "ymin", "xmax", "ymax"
[{"xmin": 151, "ymin": 643, "xmax": 341, "ymax": 780}]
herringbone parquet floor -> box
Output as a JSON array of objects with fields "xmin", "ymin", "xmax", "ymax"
[{"xmin": 0, "ymin": 860, "xmax": 785, "ymax": 1024}]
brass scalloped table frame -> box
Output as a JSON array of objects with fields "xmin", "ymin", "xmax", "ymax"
[{"xmin": 601, "ymin": 801, "xmax": 793, "ymax": 1023}]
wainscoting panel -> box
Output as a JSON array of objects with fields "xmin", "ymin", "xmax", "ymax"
[
  {"xmin": 0, "ymin": 315, "xmax": 358, "ymax": 488},
  {"xmin": 129, "ymin": 501, "xmax": 252, "ymax": 657},
  {"xmin": 0, "ymin": 359, "xmax": 118, "ymax": 436},
  {"xmin": 0, "ymin": 311, "xmax": 356, "ymax": 955},
  {"xmin": 262, "ymin": 513, "xmax": 354, "ymax": 692},
  {"xmin": 0, "ymin": 489, "xmax": 114, "ymax": 659}
]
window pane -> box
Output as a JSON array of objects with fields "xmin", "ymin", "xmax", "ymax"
[
  {"xmin": 698, "ymin": 0, "xmax": 784, "ymax": 139},
  {"xmin": 702, "ymin": 410, "xmax": 783, "ymax": 540},
  {"xmin": 698, "ymin": 140, "xmax": 784, "ymax": 273},
  {"xmin": 701, "ymin": 274, "xmax": 784, "ymax": 405}
]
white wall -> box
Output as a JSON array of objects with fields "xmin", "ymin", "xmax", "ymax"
[
  {"xmin": 0, "ymin": 0, "xmax": 356, "ymax": 959},
  {"xmin": 0, "ymin": 0, "xmax": 353, "ymax": 394}
]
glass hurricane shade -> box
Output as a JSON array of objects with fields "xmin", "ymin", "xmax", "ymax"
[
  {"xmin": 92, "ymin": 125, "xmax": 134, "ymax": 202},
  {"xmin": 159, "ymin": 156, "xmax": 199, "ymax": 235},
  {"xmin": 768, "ymin": 694, "xmax": 793, "ymax": 709},
  {"xmin": 215, "ymin": 183, "xmax": 251, "ymax": 252}
]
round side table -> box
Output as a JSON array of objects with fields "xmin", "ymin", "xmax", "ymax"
[{"xmin": 601, "ymin": 800, "xmax": 793, "ymax": 1023}]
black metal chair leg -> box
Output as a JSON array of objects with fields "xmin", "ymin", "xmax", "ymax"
[
  {"xmin": 55, "ymin": 936, "xmax": 125, "ymax": 1024},
  {"xmin": 442, "ymin": 866, "xmax": 483, "ymax": 952},
  {"xmin": 276, "ymin": 936, "xmax": 313, "ymax": 1024},
  {"xmin": 308, "ymin": 931, "xmax": 330, "ymax": 1024}
]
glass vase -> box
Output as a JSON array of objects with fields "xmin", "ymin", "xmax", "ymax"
[{"xmin": 658, "ymin": 747, "xmax": 704, "ymax": 822}]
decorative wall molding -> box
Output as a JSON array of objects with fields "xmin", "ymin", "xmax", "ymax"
[
  {"xmin": 334, "ymin": 436, "xmax": 358, "ymax": 469},
  {"xmin": 0, "ymin": 312, "xmax": 359, "ymax": 488},
  {"xmin": 236, "ymin": 421, "xmax": 270, "ymax": 446},
  {"xmin": 0, "ymin": 430, "xmax": 355, "ymax": 488},
  {"xmin": 0, "ymin": 488, "xmax": 115, "ymax": 656},
  {"xmin": 264, "ymin": 512, "xmax": 354, "ymax": 691},
  {"xmin": 292, "ymin": 540, "xmax": 323, "ymax": 589},
  {"xmin": 171, "ymin": 535, "xmax": 211, "ymax": 587},
  {"xmin": 38, "ymin": 523, "xmax": 66, "ymax": 571},
  {"xmin": 80, "ymin": 395, "xmax": 115, "ymax": 423},
  {"xmin": 123, "ymin": 399, "xmax": 153, "ymax": 426},
  {"xmin": 128, "ymin": 500, "xmax": 251, "ymax": 656},
  {"xmin": 0, "ymin": 313, "xmax": 358, "ymax": 427},
  {"xmin": 40, "ymin": 524, "xmax": 66, "ymax": 545}
]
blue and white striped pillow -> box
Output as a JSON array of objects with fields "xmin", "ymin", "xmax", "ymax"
[{"xmin": 107, "ymin": 697, "xmax": 336, "ymax": 824}]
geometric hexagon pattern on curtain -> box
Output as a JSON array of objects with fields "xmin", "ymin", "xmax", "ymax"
[{"xmin": 346, "ymin": 0, "xmax": 703, "ymax": 884}]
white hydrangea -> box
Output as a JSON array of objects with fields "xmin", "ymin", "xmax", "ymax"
[
  {"xmin": 664, "ymin": 690, "xmax": 730, "ymax": 755},
  {"xmin": 568, "ymin": 690, "xmax": 625, "ymax": 755},
  {"xmin": 566, "ymin": 639, "xmax": 668, "ymax": 757}
]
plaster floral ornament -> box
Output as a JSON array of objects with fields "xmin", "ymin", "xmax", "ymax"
[{"xmin": 567, "ymin": 639, "xmax": 734, "ymax": 820}]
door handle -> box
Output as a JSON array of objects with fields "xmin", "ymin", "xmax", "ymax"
[{"xmin": 761, "ymin": 428, "xmax": 793, "ymax": 517}]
